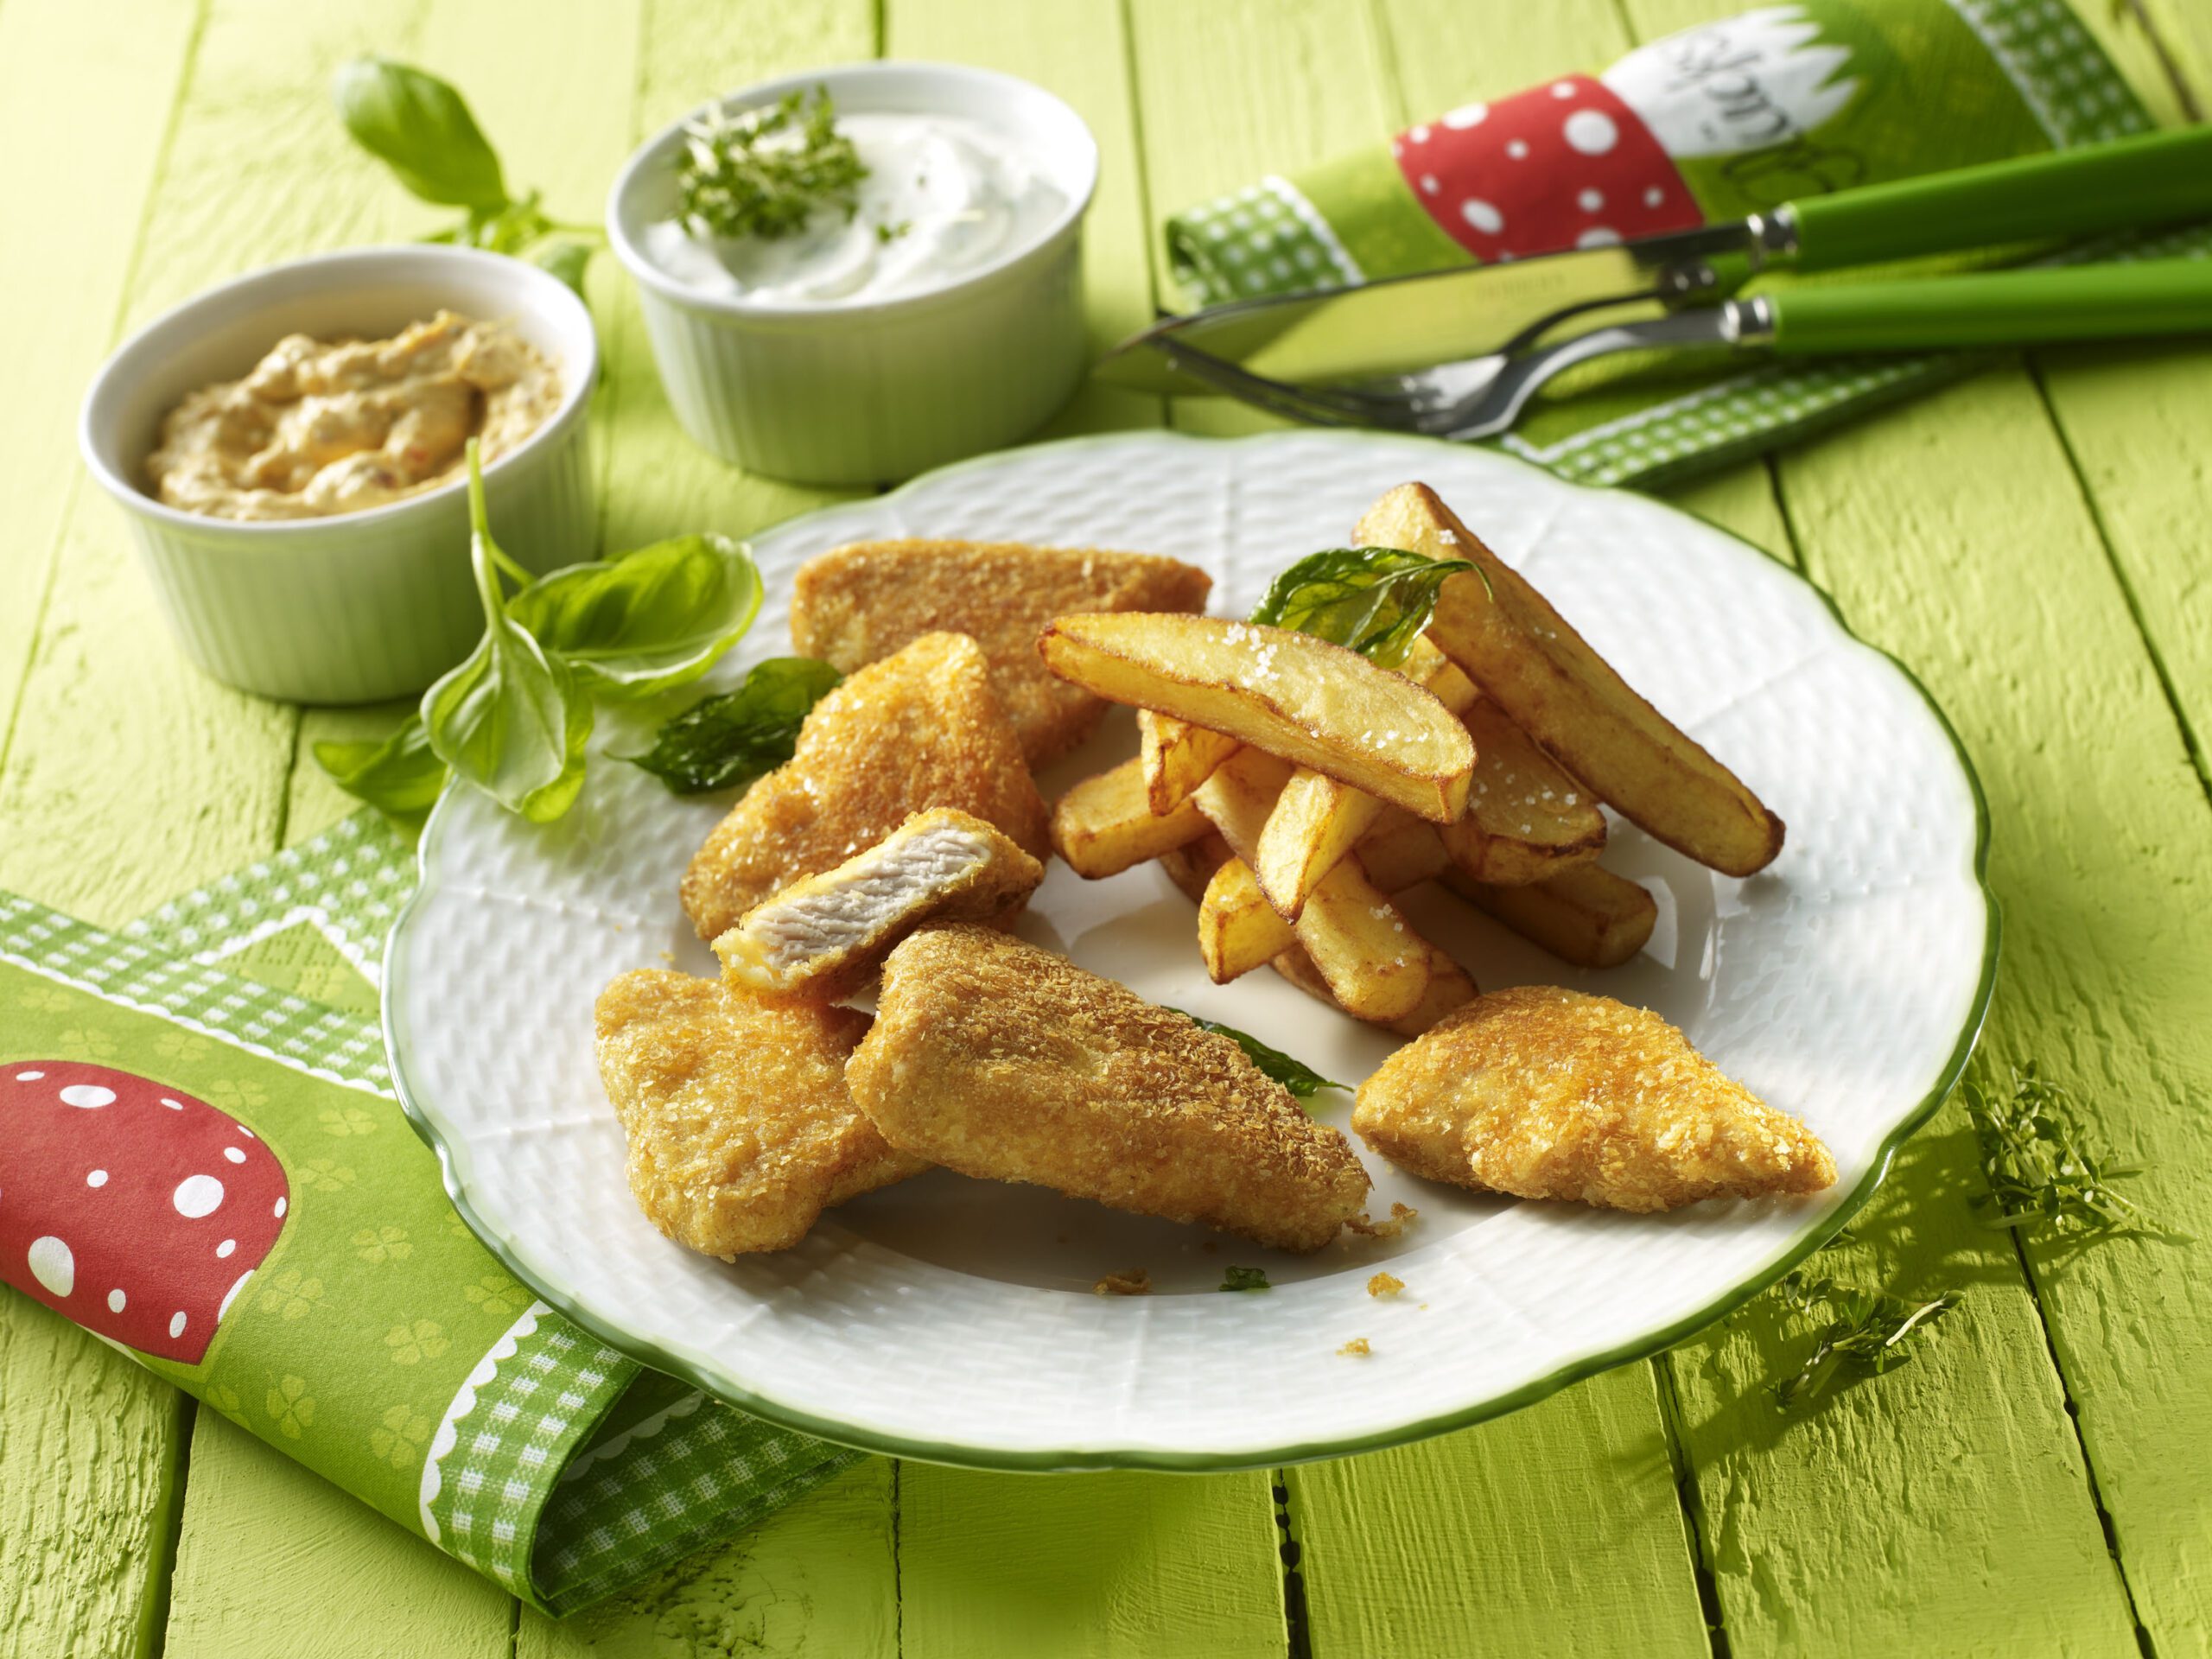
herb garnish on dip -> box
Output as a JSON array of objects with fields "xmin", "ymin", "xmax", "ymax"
[
  {"xmin": 145, "ymin": 310, "xmax": 560, "ymax": 521},
  {"xmin": 642, "ymin": 86, "xmax": 1065, "ymax": 305}
]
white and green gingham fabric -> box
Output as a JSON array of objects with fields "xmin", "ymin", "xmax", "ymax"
[{"xmin": 0, "ymin": 821, "xmax": 863, "ymax": 1616}]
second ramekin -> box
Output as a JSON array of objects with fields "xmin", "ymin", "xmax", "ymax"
[{"xmin": 607, "ymin": 62, "xmax": 1098, "ymax": 486}]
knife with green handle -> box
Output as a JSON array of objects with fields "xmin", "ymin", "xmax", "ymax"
[{"xmin": 1100, "ymin": 125, "xmax": 2212, "ymax": 393}]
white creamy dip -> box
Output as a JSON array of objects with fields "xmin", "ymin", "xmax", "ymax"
[{"xmin": 644, "ymin": 111, "xmax": 1066, "ymax": 305}]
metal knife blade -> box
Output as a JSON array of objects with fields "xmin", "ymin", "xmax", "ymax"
[{"xmin": 1096, "ymin": 219, "xmax": 1771, "ymax": 395}]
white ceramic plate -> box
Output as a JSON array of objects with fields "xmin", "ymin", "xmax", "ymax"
[{"xmin": 385, "ymin": 430, "xmax": 1994, "ymax": 1471}]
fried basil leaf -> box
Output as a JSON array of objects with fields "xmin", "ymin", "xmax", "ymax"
[
  {"xmin": 1173, "ymin": 1009, "xmax": 1345, "ymax": 1104},
  {"xmin": 1249, "ymin": 547, "xmax": 1478, "ymax": 668},
  {"xmin": 622, "ymin": 658, "xmax": 842, "ymax": 795}
]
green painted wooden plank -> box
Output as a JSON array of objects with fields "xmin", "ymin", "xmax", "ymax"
[
  {"xmin": 162, "ymin": 1409, "xmax": 512, "ymax": 1659},
  {"xmin": 898, "ymin": 1465, "xmax": 1287, "ymax": 1659},
  {"xmin": 1778, "ymin": 360, "xmax": 2212, "ymax": 1654},
  {"xmin": 1770, "ymin": 362, "xmax": 2212, "ymax": 1656},
  {"xmin": 2031, "ymin": 337, "xmax": 2212, "ymax": 791},
  {"xmin": 0, "ymin": 0, "xmax": 198, "ymax": 778},
  {"xmin": 516, "ymin": 1460, "xmax": 899, "ymax": 1659},
  {"xmin": 0, "ymin": 1300, "xmax": 189, "ymax": 1659}
]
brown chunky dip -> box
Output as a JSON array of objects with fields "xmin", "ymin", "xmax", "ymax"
[{"xmin": 144, "ymin": 310, "xmax": 561, "ymax": 521}]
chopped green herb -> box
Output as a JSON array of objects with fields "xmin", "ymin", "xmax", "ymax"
[
  {"xmin": 1964, "ymin": 1061, "xmax": 2145, "ymax": 1236},
  {"xmin": 1249, "ymin": 547, "xmax": 1482, "ymax": 669},
  {"xmin": 623, "ymin": 658, "xmax": 844, "ymax": 795},
  {"xmin": 875, "ymin": 219, "xmax": 911, "ymax": 245},
  {"xmin": 1220, "ymin": 1266, "xmax": 1272, "ymax": 1293},
  {"xmin": 1173, "ymin": 1010, "xmax": 1345, "ymax": 1104},
  {"xmin": 1771, "ymin": 1269, "xmax": 1959, "ymax": 1411},
  {"xmin": 677, "ymin": 87, "xmax": 868, "ymax": 243}
]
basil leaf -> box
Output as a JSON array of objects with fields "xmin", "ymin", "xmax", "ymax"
[
  {"xmin": 1172, "ymin": 1009, "xmax": 1345, "ymax": 1105},
  {"xmin": 313, "ymin": 716, "xmax": 448, "ymax": 823},
  {"xmin": 1249, "ymin": 547, "xmax": 1479, "ymax": 669},
  {"xmin": 506, "ymin": 534, "xmax": 763, "ymax": 702},
  {"xmin": 1219, "ymin": 1267, "xmax": 1271, "ymax": 1293},
  {"xmin": 623, "ymin": 658, "xmax": 842, "ymax": 795},
  {"xmin": 423, "ymin": 450, "xmax": 593, "ymax": 822},
  {"xmin": 528, "ymin": 238, "xmax": 594, "ymax": 295},
  {"xmin": 334, "ymin": 58, "xmax": 509, "ymax": 213}
]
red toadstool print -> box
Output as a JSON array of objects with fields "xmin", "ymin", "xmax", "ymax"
[
  {"xmin": 0, "ymin": 1060, "xmax": 289, "ymax": 1364},
  {"xmin": 1392, "ymin": 75, "xmax": 1701, "ymax": 264}
]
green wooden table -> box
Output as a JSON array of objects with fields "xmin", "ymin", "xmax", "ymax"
[{"xmin": 5, "ymin": 1, "xmax": 2212, "ymax": 1653}]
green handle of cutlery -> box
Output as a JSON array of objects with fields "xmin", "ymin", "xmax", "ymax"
[
  {"xmin": 1787, "ymin": 127, "xmax": 2212, "ymax": 273},
  {"xmin": 1768, "ymin": 258, "xmax": 2212, "ymax": 353}
]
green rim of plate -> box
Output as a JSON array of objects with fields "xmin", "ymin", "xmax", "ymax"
[{"xmin": 384, "ymin": 429, "xmax": 2000, "ymax": 1473}]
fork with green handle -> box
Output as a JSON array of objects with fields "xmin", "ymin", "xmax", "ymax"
[{"xmin": 1103, "ymin": 125, "xmax": 2212, "ymax": 438}]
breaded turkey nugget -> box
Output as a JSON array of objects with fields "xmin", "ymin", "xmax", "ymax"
[
  {"xmin": 848, "ymin": 925, "xmax": 1370, "ymax": 1252},
  {"xmin": 594, "ymin": 970, "xmax": 925, "ymax": 1257},
  {"xmin": 714, "ymin": 808, "xmax": 1044, "ymax": 1001},
  {"xmin": 681, "ymin": 632, "xmax": 1051, "ymax": 942},
  {"xmin": 1353, "ymin": 987, "xmax": 1834, "ymax": 1211},
  {"xmin": 790, "ymin": 539, "xmax": 1213, "ymax": 765}
]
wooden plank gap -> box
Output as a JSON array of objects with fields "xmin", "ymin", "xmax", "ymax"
[
  {"xmin": 1650, "ymin": 1355, "xmax": 1731, "ymax": 1659},
  {"xmin": 2020, "ymin": 359, "xmax": 2212, "ymax": 812},
  {"xmin": 142, "ymin": 1395, "xmax": 196, "ymax": 1659},
  {"xmin": 1114, "ymin": 0, "xmax": 1168, "ymax": 323},
  {"xmin": 1272, "ymin": 1467, "xmax": 1314, "ymax": 1659},
  {"xmin": 2118, "ymin": 0, "xmax": 2203, "ymax": 120}
]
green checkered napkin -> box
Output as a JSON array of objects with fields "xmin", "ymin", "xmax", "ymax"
[
  {"xmin": 1165, "ymin": 0, "xmax": 2170, "ymax": 487},
  {"xmin": 0, "ymin": 820, "xmax": 859, "ymax": 1615}
]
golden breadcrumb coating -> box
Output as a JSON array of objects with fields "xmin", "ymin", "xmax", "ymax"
[
  {"xmin": 1367, "ymin": 1272, "xmax": 1405, "ymax": 1299},
  {"xmin": 594, "ymin": 970, "xmax": 924, "ymax": 1257},
  {"xmin": 714, "ymin": 808, "xmax": 1044, "ymax": 1001},
  {"xmin": 791, "ymin": 538, "xmax": 1213, "ymax": 765},
  {"xmin": 1353, "ymin": 987, "xmax": 1835, "ymax": 1212},
  {"xmin": 681, "ymin": 632, "xmax": 1051, "ymax": 942},
  {"xmin": 848, "ymin": 925, "xmax": 1370, "ymax": 1252},
  {"xmin": 1093, "ymin": 1268, "xmax": 1152, "ymax": 1296}
]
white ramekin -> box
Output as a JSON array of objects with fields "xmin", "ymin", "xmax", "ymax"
[
  {"xmin": 79, "ymin": 245, "xmax": 599, "ymax": 705},
  {"xmin": 607, "ymin": 61, "xmax": 1098, "ymax": 486}
]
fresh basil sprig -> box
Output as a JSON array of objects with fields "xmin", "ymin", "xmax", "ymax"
[
  {"xmin": 334, "ymin": 58, "xmax": 599, "ymax": 292},
  {"xmin": 677, "ymin": 87, "xmax": 868, "ymax": 243},
  {"xmin": 1249, "ymin": 548, "xmax": 1480, "ymax": 669},
  {"xmin": 422, "ymin": 454, "xmax": 594, "ymax": 823},
  {"xmin": 316, "ymin": 448, "xmax": 763, "ymax": 824},
  {"xmin": 624, "ymin": 658, "xmax": 844, "ymax": 796},
  {"xmin": 1173, "ymin": 1010, "xmax": 1345, "ymax": 1105},
  {"xmin": 1770, "ymin": 1269, "xmax": 1959, "ymax": 1411}
]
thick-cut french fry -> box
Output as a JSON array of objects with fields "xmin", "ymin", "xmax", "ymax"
[
  {"xmin": 1192, "ymin": 747, "xmax": 1294, "ymax": 863},
  {"xmin": 1250, "ymin": 638, "xmax": 1477, "ymax": 918},
  {"xmin": 1295, "ymin": 859, "xmax": 1430, "ymax": 1021},
  {"xmin": 1140, "ymin": 710, "xmax": 1240, "ymax": 817},
  {"xmin": 1272, "ymin": 942, "xmax": 1476, "ymax": 1037},
  {"xmin": 1252, "ymin": 771, "xmax": 1388, "ymax": 920},
  {"xmin": 1199, "ymin": 857, "xmax": 1297, "ymax": 982},
  {"xmin": 1157, "ymin": 830, "xmax": 1233, "ymax": 906},
  {"xmin": 1439, "ymin": 696, "xmax": 1608, "ymax": 887},
  {"xmin": 1040, "ymin": 612, "xmax": 1474, "ymax": 822},
  {"xmin": 1443, "ymin": 861, "xmax": 1658, "ymax": 969},
  {"xmin": 1051, "ymin": 756, "xmax": 1210, "ymax": 879},
  {"xmin": 1359, "ymin": 482, "xmax": 1784, "ymax": 874},
  {"xmin": 1351, "ymin": 809, "xmax": 1452, "ymax": 893}
]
